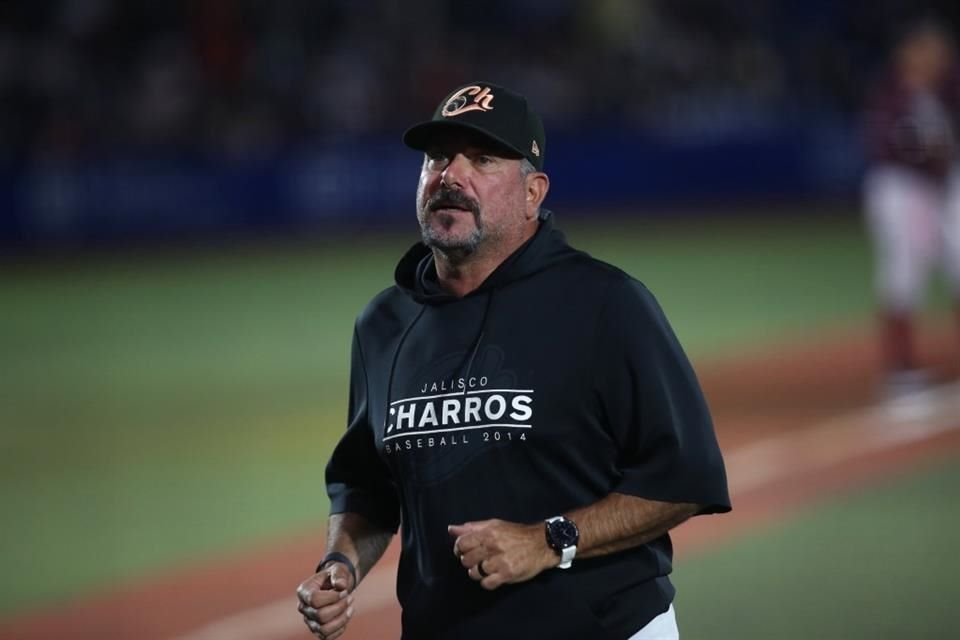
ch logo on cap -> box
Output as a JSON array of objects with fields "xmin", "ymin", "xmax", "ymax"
[{"xmin": 442, "ymin": 86, "xmax": 495, "ymax": 117}]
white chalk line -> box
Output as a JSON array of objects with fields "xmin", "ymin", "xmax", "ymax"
[
  {"xmin": 727, "ymin": 381, "xmax": 960, "ymax": 493},
  {"xmin": 172, "ymin": 382, "xmax": 960, "ymax": 640}
]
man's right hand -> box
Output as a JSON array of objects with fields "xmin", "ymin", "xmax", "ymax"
[{"xmin": 296, "ymin": 565, "xmax": 355, "ymax": 639}]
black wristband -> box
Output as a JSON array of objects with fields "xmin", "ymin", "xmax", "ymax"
[{"xmin": 316, "ymin": 551, "xmax": 358, "ymax": 590}]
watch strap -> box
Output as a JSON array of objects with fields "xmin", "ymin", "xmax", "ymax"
[{"xmin": 558, "ymin": 545, "xmax": 576, "ymax": 569}]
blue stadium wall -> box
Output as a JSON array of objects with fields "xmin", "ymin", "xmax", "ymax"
[{"xmin": 0, "ymin": 121, "xmax": 863, "ymax": 248}]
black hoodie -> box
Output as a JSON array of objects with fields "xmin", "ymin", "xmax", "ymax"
[{"xmin": 326, "ymin": 211, "xmax": 730, "ymax": 640}]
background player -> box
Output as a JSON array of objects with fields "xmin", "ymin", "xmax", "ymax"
[{"xmin": 862, "ymin": 19, "xmax": 960, "ymax": 401}]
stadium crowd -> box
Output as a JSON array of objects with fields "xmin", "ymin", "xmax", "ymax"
[{"xmin": 1, "ymin": 0, "xmax": 956, "ymax": 162}]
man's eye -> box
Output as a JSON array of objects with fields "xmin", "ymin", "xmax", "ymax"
[
  {"xmin": 426, "ymin": 151, "xmax": 447, "ymax": 162},
  {"xmin": 475, "ymin": 155, "xmax": 493, "ymax": 165}
]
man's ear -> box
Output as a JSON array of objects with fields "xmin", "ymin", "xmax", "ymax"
[{"xmin": 525, "ymin": 172, "xmax": 550, "ymax": 220}]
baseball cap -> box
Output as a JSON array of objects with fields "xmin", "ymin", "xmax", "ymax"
[{"xmin": 403, "ymin": 81, "xmax": 546, "ymax": 171}]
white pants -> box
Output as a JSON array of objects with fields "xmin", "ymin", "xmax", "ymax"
[
  {"xmin": 863, "ymin": 165, "xmax": 960, "ymax": 311},
  {"xmin": 628, "ymin": 604, "xmax": 678, "ymax": 640}
]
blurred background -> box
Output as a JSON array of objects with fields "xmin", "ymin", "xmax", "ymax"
[
  {"xmin": 2, "ymin": 1, "xmax": 960, "ymax": 639},
  {"xmin": 6, "ymin": 0, "xmax": 960, "ymax": 243}
]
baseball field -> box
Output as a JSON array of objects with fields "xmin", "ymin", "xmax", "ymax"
[{"xmin": 2, "ymin": 207, "xmax": 959, "ymax": 639}]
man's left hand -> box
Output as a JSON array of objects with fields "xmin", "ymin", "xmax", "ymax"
[{"xmin": 448, "ymin": 519, "xmax": 557, "ymax": 590}]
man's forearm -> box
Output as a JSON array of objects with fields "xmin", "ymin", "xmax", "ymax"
[
  {"xmin": 447, "ymin": 493, "xmax": 702, "ymax": 589},
  {"xmin": 567, "ymin": 493, "xmax": 699, "ymax": 559},
  {"xmin": 325, "ymin": 512, "xmax": 395, "ymax": 584}
]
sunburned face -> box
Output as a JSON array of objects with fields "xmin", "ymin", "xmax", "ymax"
[{"xmin": 416, "ymin": 135, "xmax": 530, "ymax": 259}]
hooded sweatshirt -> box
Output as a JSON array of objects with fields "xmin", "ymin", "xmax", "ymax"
[{"xmin": 326, "ymin": 211, "xmax": 730, "ymax": 640}]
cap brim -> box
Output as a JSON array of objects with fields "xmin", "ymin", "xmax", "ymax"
[{"xmin": 402, "ymin": 121, "xmax": 525, "ymax": 160}]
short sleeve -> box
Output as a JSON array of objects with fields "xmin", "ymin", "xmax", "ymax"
[
  {"xmin": 325, "ymin": 326, "xmax": 401, "ymax": 531},
  {"xmin": 595, "ymin": 278, "xmax": 730, "ymax": 515}
]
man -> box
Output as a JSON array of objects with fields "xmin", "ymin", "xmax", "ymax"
[
  {"xmin": 297, "ymin": 81, "xmax": 730, "ymax": 640},
  {"xmin": 863, "ymin": 20, "xmax": 960, "ymax": 403}
]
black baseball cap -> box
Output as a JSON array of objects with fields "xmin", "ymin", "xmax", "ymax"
[{"xmin": 403, "ymin": 81, "xmax": 546, "ymax": 171}]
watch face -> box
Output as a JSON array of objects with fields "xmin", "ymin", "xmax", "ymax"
[{"xmin": 548, "ymin": 518, "xmax": 579, "ymax": 549}]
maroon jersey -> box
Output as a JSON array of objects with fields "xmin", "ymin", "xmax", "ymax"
[{"xmin": 864, "ymin": 71, "xmax": 960, "ymax": 180}]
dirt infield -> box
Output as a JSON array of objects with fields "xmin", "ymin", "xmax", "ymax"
[{"xmin": 3, "ymin": 325, "xmax": 958, "ymax": 640}]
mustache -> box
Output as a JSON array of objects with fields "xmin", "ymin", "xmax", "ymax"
[{"xmin": 426, "ymin": 186, "xmax": 480, "ymax": 216}]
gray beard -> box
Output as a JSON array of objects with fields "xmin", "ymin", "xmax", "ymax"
[
  {"xmin": 418, "ymin": 204, "xmax": 485, "ymax": 258},
  {"xmin": 420, "ymin": 223, "xmax": 483, "ymax": 260}
]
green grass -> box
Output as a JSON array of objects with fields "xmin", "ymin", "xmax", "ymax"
[
  {"xmin": 0, "ymin": 210, "xmax": 950, "ymax": 614},
  {"xmin": 674, "ymin": 456, "xmax": 960, "ymax": 639},
  {"xmin": 0, "ymin": 238, "xmax": 405, "ymax": 613},
  {"xmin": 565, "ymin": 213, "xmax": 883, "ymax": 352}
]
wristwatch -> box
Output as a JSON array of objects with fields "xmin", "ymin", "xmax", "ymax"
[{"xmin": 545, "ymin": 515, "xmax": 579, "ymax": 569}]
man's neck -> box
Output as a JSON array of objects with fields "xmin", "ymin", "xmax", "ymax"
[
  {"xmin": 432, "ymin": 251, "xmax": 500, "ymax": 298},
  {"xmin": 432, "ymin": 223, "xmax": 537, "ymax": 298}
]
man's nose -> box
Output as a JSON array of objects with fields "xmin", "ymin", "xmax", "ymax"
[{"xmin": 441, "ymin": 153, "xmax": 470, "ymax": 190}]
